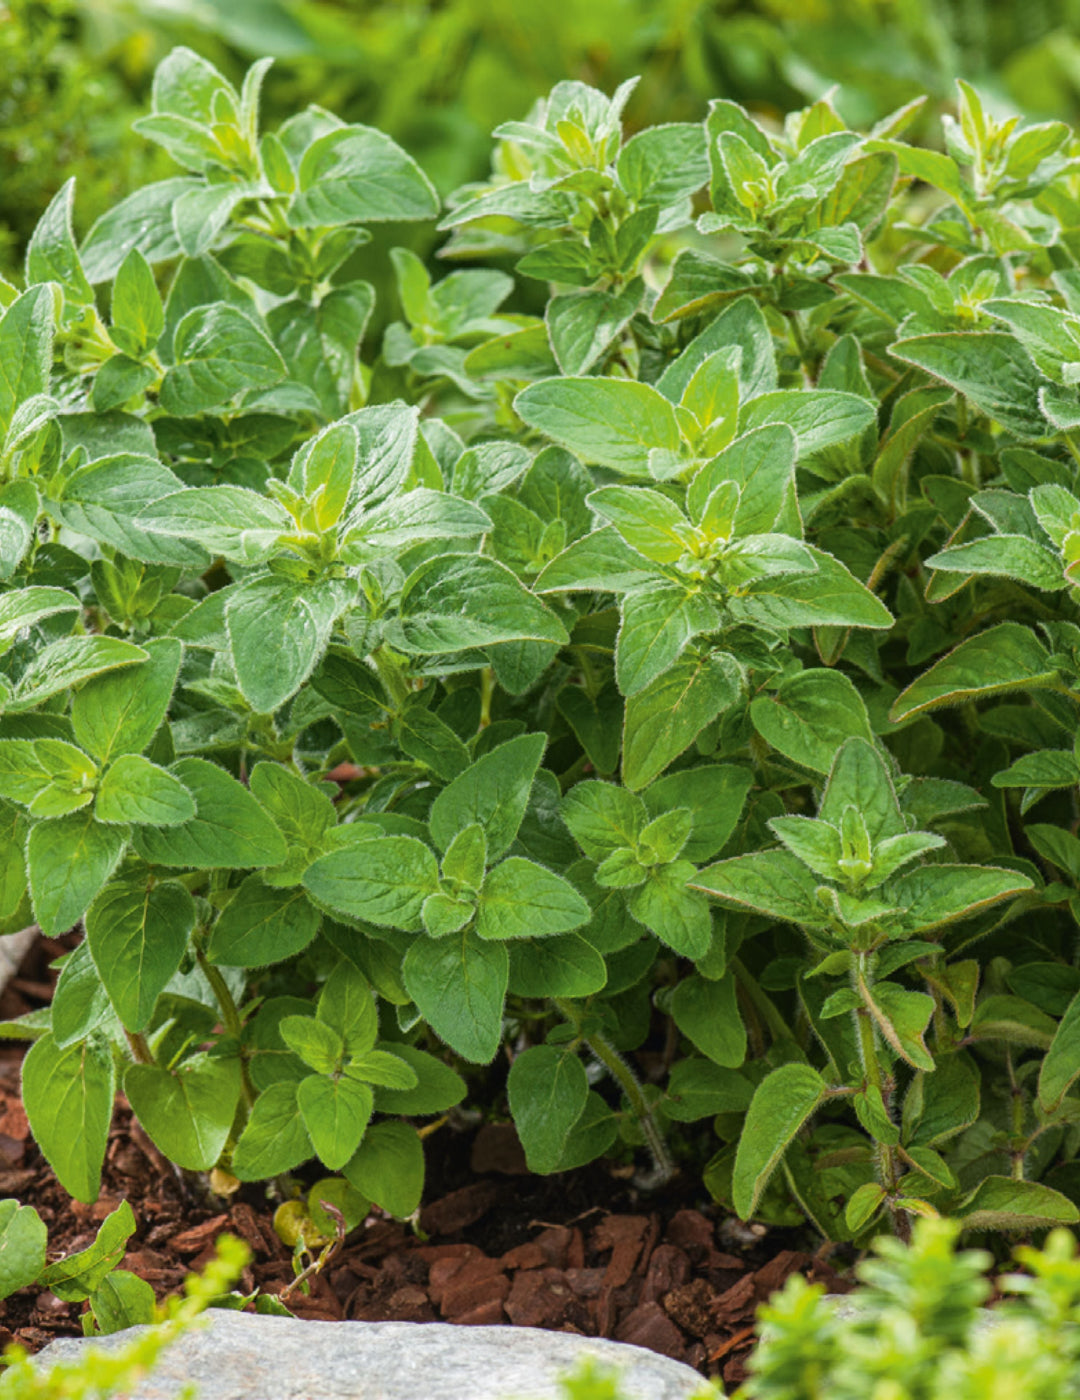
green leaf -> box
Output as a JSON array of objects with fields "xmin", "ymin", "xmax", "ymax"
[
  {"xmin": 926, "ymin": 535, "xmax": 1063, "ymax": 591},
  {"xmin": 39, "ymin": 1201, "xmax": 135, "ymax": 1301},
  {"xmin": 739, "ymin": 546, "xmax": 893, "ymax": 631},
  {"xmin": 622, "ymin": 651, "xmax": 742, "ymax": 791},
  {"xmin": 767, "ymin": 817, "xmax": 842, "ymax": 881},
  {"xmin": 232, "ymin": 1081, "xmax": 311, "ymax": 1181},
  {"xmin": 890, "ymin": 624, "xmax": 1057, "ymax": 722},
  {"xmin": 0, "ymin": 481, "xmax": 39, "ymax": 581},
  {"xmin": 476, "ymin": 858, "xmax": 590, "ymax": 940},
  {"xmin": 906, "ymin": 1056, "xmax": 979, "ymax": 1147},
  {"xmin": 617, "ymin": 584, "xmax": 720, "ymax": 696},
  {"xmin": 342, "ymin": 490, "xmax": 490, "ymax": 563},
  {"xmin": 738, "ymin": 391, "xmax": 876, "ymax": 476},
  {"xmin": 618, "ymin": 122, "xmax": 709, "ymax": 205},
  {"xmin": 95, "ymin": 755, "xmax": 196, "ymax": 827},
  {"xmin": 664, "ymin": 1059, "xmax": 754, "ymax": 1121},
  {"xmin": 845, "ymin": 1182, "xmax": 887, "ymax": 1234},
  {"xmin": 343, "ymin": 1121, "xmax": 424, "ymax": 1219},
  {"xmin": 130, "ymin": 758, "xmax": 287, "ymax": 870},
  {"xmin": 864, "ymin": 139, "xmax": 965, "ymax": 200},
  {"xmin": 692, "ymin": 849, "xmax": 825, "ymax": 925},
  {"xmin": 298, "ymin": 1073, "xmax": 373, "ymax": 1172},
  {"xmin": 290, "ymin": 126, "xmax": 439, "ymax": 227},
  {"xmin": 269, "ymin": 282, "xmax": 376, "ymax": 419},
  {"xmin": 249, "ymin": 762, "xmax": 335, "ymax": 854},
  {"xmin": 227, "ymin": 576, "xmax": 349, "ymax": 714},
  {"xmin": 535, "ymin": 527, "xmax": 659, "ymax": 594},
  {"xmin": 954, "ymin": 1176, "xmax": 1079, "ymax": 1232},
  {"xmin": 159, "ymin": 305, "xmax": 285, "ymax": 417},
  {"xmin": 546, "ymin": 281, "xmax": 643, "ymax": 377},
  {"xmin": 27, "ymin": 177, "xmax": 92, "ymax": 302},
  {"xmin": 860, "ymin": 980, "xmax": 935, "ymax": 1071},
  {"xmin": 588, "ymin": 485, "xmax": 692, "ymax": 566},
  {"xmin": 629, "ymin": 863, "xmax": 712, "ymax": 958},
  {"xmin": 8, "ymin": 637, "xmax": 148, "ymax": 714},
  {"xmin": 27, "ymin": 811, "xmax": 126, "ymax": 938},
  {"xmin": 969, "ymin": 995, "xmax": 1056, "ymax": 1050},
  {"xmin": 992, "ymin": 750, "xmax": 1080, "ymax": 792},
  {"xmin": 71, "ymin": 638, "xmax": 182, "ymax": 764},
  {"xmin": 891, "ymin": 332, "xmax": 1048, "ymax": 438},
  {"xmin": 507, "ymin": 1045, "xmax": 589, "ymax": 1174},
  {"xmin": 80, "ymin": 178, "xmax": 193, "ymax": 284},
  {"xmin": 348, "ymin": 1049, "xmax": 417, "ymax": 1091},
  {"xmin": 556, "ymin": 680, "xmax": 623, "ymax": 776},
  {"xmin": 686, "ymin": 426, "xmax": 796, "ymax": 536},
  {"xmin": 47, "ymin": 454, "xmax": 207, "ymax": 569},
  {"xmin": 643, "ymin": 765, "xmax": 753, "ymax": 863},
  {"xmin": 0, "ymin": 287, "xmax": 53, "ymax": 440},
  {"xmin": 751, "ymin": 669, "xmax": 873, "ymax": 774},
  {"xmin": 672, "ymin": 972, "xmax": 746, "ymax": 1068},
  {"xmin": 819, "ymin": 738, "xmax": 906, "ymax": 843},
  {"xmin": 110, "ymin": 248, "xmax": 164, "ymax": 356},
  {"xmin": 429, "ymin": 733, "xmax": 546, "ymax": 859},
  {"xmin": 0, "ymin": 741, "xmax": 56, "ymax": 808},
  {"xmin": 371, "ymin": 1044, "xmax": 466, "ymax": 1116},
  {"xmin": 88, "ymin": 1270, "xmax": 156, "ymax": 1334},
  {"xmin": 0, "ymin": 588, "xmax": 79, "ymax": 649},
  {"xmin": 207, "ymin": 877, "xmax": 321, "ymax": 968},
  {"xmin": 51, "ymin": 943, "xmax": 114, "ymax": 1050},
  {"xmin": 889, "ymin": 865, "xmax": 1033, "ymax": 935},
  {"xmin": 507, "ymin": 934, "xmax": 607, "ymax": 999},
  {"xmin": 386, "ymin": 554, "xmax": 569, "ymax": 655},
  {"xmin": 303, "ymin": 836, "xmax": 440, "ymax": 932},
  {"xmin": 280, "ymin": 1016, "xmax": 344, "ymax": 1075},
  {"xmin": 22, "ymin": 1033, "xmax": 115, "ymax": 1203},
  {"xmin": 561, "ymin": 781, "xmax": 644, "ymax": 860},
  {"xmin": 85, "ymin": 873, "xmax": 195, "ymax": 1031},
  {"xmin": 125, "ymin": 1054, "xmax": 242, "ymax": 1172},
  {"xmin": 317, "ymin": 960, "xmax": 379, "ymax": 1057},
  {"xmin": 394, "ymin": 702, "xmax": 471, "ymax": 782},
  {"xmin": 1037, "ymin": 987, "xmax": 1080, "ymax": 1111},
  {"xmin": 0, "ymin": 1200, "xmax": 47, "ymax": 1300},
  {"xmin": 514, "ymin": 378, "xmax": 683, "ymax": 478},
  {"xmin": 402, "ymin": 929, "xmax": 508, "ymax": 1063},
  {"xmin": 733, "ymin": 1064, "xmax": 828, "ymax": 1220}
]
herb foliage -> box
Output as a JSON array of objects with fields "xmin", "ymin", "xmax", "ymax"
[{"xmin": 4, "ymin": 53, "xmax": 1080, "ymax": 1242}]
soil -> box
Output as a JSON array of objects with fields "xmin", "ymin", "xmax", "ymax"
[{"xmin": 0, "ymin": 937, "xmax": 854, "ymax": 1391}]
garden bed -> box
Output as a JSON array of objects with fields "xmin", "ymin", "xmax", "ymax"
[{"xmin": 0, "ymin": 937, "xmax": 847, "ymax": 1391}]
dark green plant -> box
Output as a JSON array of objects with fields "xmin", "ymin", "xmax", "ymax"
[{"xmin": 6, "ymin": 47, "xmax": 1080, "ymax": 1246}]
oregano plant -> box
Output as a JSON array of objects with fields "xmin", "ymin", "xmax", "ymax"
[{"xmin": 4, "ymin": 50, "xmax": 1080, "ymax": 1245}]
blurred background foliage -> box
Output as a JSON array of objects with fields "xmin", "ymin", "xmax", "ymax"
[{"xmin": 6, "ymin": 0, "xmax": 1080, "ymax": 279}]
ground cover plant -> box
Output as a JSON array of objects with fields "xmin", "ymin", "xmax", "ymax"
[{"xmin": 6, "ymin": 46, "xmax": 1080, "ymax": 1253}]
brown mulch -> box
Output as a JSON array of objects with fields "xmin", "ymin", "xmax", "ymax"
[{"xmin": 0, "ymin": 938, "xmax": 853, "ymax": 1389}]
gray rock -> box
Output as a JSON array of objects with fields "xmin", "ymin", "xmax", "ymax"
[{"xmin": 36, "ymin": 1312, "xmax": 710, "ymax": 1400}]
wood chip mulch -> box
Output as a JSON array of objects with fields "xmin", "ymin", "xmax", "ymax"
[{"xmin": 0, "ymin": 939, "xmax": 853, "ymax": 1389}]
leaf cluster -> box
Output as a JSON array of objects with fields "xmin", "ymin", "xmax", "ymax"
[{"xmin": 8, "ymin": 52, "xmax": 1080, "ymax": 1243}]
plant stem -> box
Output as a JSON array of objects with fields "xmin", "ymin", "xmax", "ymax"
[
  {"xmin": 197, "ymin": 951, "xmax": 257, "ymax": 1112},
  {"xmin": 125, "ymin": 1030, "xmax": 155, "ymax": 1065},
  {"xmin": 198, "ymin": 951, "xmax": 243, "ymax": 1037},
  {"xmin": 731, "ymin": 957, "xmax": 797, "ymax": 1049},
  {"xmin": 371, "ymin": 645, "xmax": 412, "ymax": 710},
  {"xmin": 585, "ymin": 1030, "xmax": 675, "ymax": 1187}
]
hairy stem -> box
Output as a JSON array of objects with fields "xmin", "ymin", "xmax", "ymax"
[
  {"xmin": 585, "ymin": 1030, "xmax": 675, "ymax": 1187},
  {"xmin": 125, "ymin": 1030, "xmax": 155, "ymax": 1066},
  {"xmin": 197, "ymin": 951, "xmax": 257, "ymax": 1112}
]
